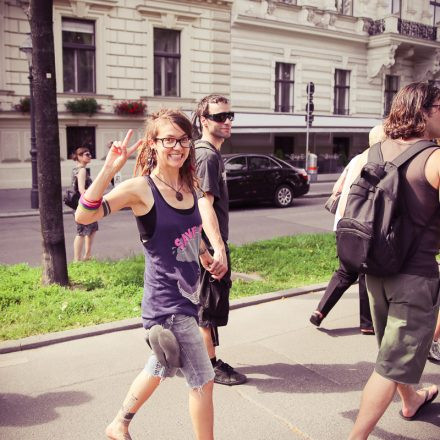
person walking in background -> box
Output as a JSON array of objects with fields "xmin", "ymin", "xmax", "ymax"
[
  {"xmin": 348, "ymin": 82, "xmax": 440, "ymax": 439},
  {"xmin": 71, "ymin": 147, "xmax": 99, "ymax": 261},
  {"xmin": 309, "ymin": 125, "xmax": 386, "ymax": 334},
  {"xmin": 76, "ymin": 110, "xmax": 216, "ymax": 440},
  {"xmin": 428, "ymin": 314, "xmax": 440, "ymax": 362},
  {"xmin": 107, "ymin": 140, "xmax": 123, "ymax": 187},
  {"xmin": 192, "ymin": 94, "xmax": 247, "ymax": 386}
]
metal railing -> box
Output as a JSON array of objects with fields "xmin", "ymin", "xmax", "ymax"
[{"xmin": 367, "ymin": 18, "xmax": 437, "ymax": 41}]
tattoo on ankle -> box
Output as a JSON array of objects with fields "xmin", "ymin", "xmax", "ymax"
[{"xmin": 120, "ymin": 394, "xmax": 138, "ymax": 421}]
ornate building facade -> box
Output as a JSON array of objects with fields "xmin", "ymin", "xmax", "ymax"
[{"xmin": 1, "ymin": 0, "xmax": 439, "ymax": 187}]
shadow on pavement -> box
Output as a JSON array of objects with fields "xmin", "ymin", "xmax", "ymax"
[
  {"xmin": 342, "ymin": 405, "xmax": 440, "ymax": 440},
  {"xmin": 317, "ymin": 326, "xmax": 362, "ymax": 337},
  {"xmin": 237, "ymin": 361, "xmax": 375, "ymax": 394},
  {"xmin": 0, "ymin": 391, "xmax": 92, "ymax": 426}
]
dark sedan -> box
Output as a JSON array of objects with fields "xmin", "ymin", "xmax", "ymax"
[{"xmin": 223, "ymin": 153, "xmax": 310, "ymax": 207}]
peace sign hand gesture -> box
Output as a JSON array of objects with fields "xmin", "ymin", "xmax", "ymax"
[{"xmin": 104, "ymin": 129, "xmax": 143, "ymax": 175}]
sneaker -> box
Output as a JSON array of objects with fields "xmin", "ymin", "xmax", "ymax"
[
  {"xmin": 213, "ymin": 359, "xmax": 247, "ymax": 386},
  {"xmin": 309, "ymin": 311, "xmax": 324, "ymax": 327},
  {"xmin": 428, "ymin": 340, "xmax": 440, "ymax": 362}
]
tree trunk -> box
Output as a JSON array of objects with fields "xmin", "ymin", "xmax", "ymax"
[{"xmin": 30, "ymin": 0, "xmax": 68, "ymax": 285}]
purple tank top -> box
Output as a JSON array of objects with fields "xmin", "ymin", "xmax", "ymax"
[{"xmin": 139, "ymin": 176, "xmax": 202, "ymax": 329}]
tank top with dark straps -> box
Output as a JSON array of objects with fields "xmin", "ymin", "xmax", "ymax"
[
  {"xmin": 381, "ymin": 139, "xmax": 440, "ymax": 277},
  {"xmin": 135, "ymin": 176, "xmax": 202, "ymax": 329}
]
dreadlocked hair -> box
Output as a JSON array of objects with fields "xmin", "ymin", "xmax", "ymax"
[
  {"xmin": 133, "ymin": 109, "xmax": 199, "ymax": 192},
  {"xmin": 191, "ymin": 94, "xmax": 230, "ymax": 139}
]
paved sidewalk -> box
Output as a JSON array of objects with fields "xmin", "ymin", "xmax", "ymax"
[{"xmin": 0, "ymin": 284, "xmax": 438, "ymax": 440}]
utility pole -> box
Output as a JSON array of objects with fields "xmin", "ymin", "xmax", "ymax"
[{"xmin": 305, "ymin": 82, "xmax": 314, "ymax": 173}]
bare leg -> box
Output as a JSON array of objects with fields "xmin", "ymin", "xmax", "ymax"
[
  {"xmin": 433, "ymin": 312, "xmax": 440, "ymax": 342},
  {"xmin": 73, "ymin": 235, "xmax": 84, "ymax": 262},
  {"xmin": 397, "ymin": 383, "xmax": 438, "ymax": 418},
  {"xmin": 105, "ymin": 370, "xmax": 160, "ymax": 440},
  {"xmin": 348, "ymin": 371, "xmax": 396, "ymax": 440},
  {"xmin": 199, "ymin": 326, "xmax": 215, "ymax": 359},
  {"xmin": 188, "ymin": 380, "xmax": 214, "ymax": 440},
  {"xmin": 84, "ymin": 231, "xmax": 96, "ymax": 260}
]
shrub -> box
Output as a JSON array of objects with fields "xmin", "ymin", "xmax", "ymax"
[
  {"xmin": 13, "ymin": 97, "xmax": 30, "ymax": 113},
  {"xmin": 114, "ymin": 100, "xmax": 146, "ymax": 116},
  {"xmin": 65, "ymin": 98, "xmax": 100, "ymax": 116}
]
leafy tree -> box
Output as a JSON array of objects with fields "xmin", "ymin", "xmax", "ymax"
[{"xmin": 29, "ymin": 0, "xmax": 68, "ymax": 285}]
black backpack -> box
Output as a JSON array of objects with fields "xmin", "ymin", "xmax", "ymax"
[{"xmin": 336, "ymin": 140, "xmax": 437, "ymax": 277}]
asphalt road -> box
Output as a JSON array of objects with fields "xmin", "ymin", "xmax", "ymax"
[{"xmin": 0, "ymin": 196, "xmax": 334, "ymax": 266}]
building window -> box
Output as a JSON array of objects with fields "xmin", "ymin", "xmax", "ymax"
[
  {"xmin": 391, "ymin": 0, "xmax": 401, "ymax": 14},
  {"xmin": 336, "ymin": 0, "xmax": 353, "ymax": 16},
  {"xmin": 275, "ymin": 62, "xmax": 295, "ymax": 113},
  {"xmin": 66, "ymin": 126, "xmax": 96, "ymax": 159},
  {"xmin": 62, "ymin": 19, "xmax": 95, "ymax": 93},
  {"xmin": 334, "ymin": 69, "xmax": 350, "ymax": 115},
  {"xmin": 431, "ymin": 1, "xmax": 440, "ymax": 25},
  {"xmin": 154, "ymin": 28, "xmax": 180, "ymax": 97},
  {"xmin": 384, "ymin": 75, "xmax": 399, "ymax": 116}
]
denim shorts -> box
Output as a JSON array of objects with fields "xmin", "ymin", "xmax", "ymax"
[
  {"xmin": 144, "ymin": 314, "xmax": 214, "ymax": 389},
  {"xmin": 366, "ymin": 273, "xmax": 440, "ymax": 384}
]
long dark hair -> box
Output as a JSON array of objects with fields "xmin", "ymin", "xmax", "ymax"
[
  {"xmin": 384, "ymin": 82, "xmax": 440, "ymax": 139},
  {"xmin": 134, "ymin": 109, "xmax": 198, "ymax": 191},
  {"xmin": 191, "ymin": 94, "xmax": 230, "ymax": 139}
]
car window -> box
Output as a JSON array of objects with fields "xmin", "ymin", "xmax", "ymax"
[
  {"xmin": 225, "ymin": 156, "xmax": 247, "ymax": 171},
  {"xmin": 268, "ymin": 158, "xmax": 282, "ymax": 169},
  {"xmin": 248, "ymin": 156, "xmax": 272, "ymax": 170}
]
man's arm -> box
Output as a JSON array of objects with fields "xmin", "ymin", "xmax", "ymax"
[{"xmin": 198, "ymin": 193, "xmax": 227, "ymax": 280}]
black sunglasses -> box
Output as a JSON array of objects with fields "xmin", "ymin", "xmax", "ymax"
[{"xmin": 205, "ymin": 112, "xmax": 235, "ymax": 123}]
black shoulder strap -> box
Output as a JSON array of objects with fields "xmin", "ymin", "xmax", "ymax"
[
  {"xmin": 368, "ymin": 142, "xmax": 383, "ymax": 163},
  {"xmin": 392, "ymin": 140, "xmax": 438, "ymax": 168},
  {"xmin": 195, "ymin": 140, "xmax": 216, "ymax": 152}
]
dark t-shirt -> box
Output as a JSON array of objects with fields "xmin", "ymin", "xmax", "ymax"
[{"xmin": 195, "ymin": 140, "xmax": 229, "ymax": 244}]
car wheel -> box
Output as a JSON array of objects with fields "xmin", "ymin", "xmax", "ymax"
[{"xmin": 274, "ymin": 184, "xmax": 293, "ymax": 208}]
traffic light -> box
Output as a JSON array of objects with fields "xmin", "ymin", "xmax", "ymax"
[{"xmin": 306, "ymin": 82, "xmax": 315, "ymax": 128}]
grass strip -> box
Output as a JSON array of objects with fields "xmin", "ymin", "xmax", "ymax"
[{"xmin": 0, "ymin": 233, "xmax": 338, "ymax": 341}]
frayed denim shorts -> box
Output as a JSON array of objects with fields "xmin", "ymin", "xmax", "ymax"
[{"xmin": 144, "ymin": 314, "xmax": 214, "ymax": 389}]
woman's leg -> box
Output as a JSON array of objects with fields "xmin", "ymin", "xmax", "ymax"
[
  {"xmin": 312, "ymin": 260, "xmax": 358, "ymax": 321},
  {"xmin": 73, "ymin": 235, "xmax": 84, "ymax": 262},
  {"xmin": 106, "ymin": 370, "xmax": 161, "ymax": 440},
  {"xmin": 84, "ymin": 231, "xmax": 96, "ymax": 260},
  {"xmin": 358, "ymin": 274, "xmax": 374, "ymax": 332},
  {"xmin": 188, "ymin": 380, "xmax": 214, "ymax": 440}
]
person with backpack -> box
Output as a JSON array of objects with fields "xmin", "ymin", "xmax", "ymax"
[
  {"xmin": 71, "ymin": 146, "xmax": 99, "ymax": 261},
  {"xmin": 191, "ymin": 94, "xmax": 247, "ymax": 386},
  {"xmin": 309, "ymin": 125, "xmax": 385, "ymax": 334},
  {"xmin": 346, "ymin": 82, "xmax": 440, "ymax": 439}
]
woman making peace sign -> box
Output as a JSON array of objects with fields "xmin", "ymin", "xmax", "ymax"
[{"xmin": 76, "ymin": 109, "xmax": 216, "ymax": 440}]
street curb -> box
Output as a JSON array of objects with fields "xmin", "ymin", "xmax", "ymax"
[{"xmin": 0, "ymin": 282, "xmax": 328, "ymax": 354}]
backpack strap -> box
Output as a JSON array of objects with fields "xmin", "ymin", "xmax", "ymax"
[
  {"xmin": 195, "ymin": 140, "xmax": 217, "ymax": 153},
  {"xmin": 392, "ymin": 140, "xmax": 438, "ymax": 168}
]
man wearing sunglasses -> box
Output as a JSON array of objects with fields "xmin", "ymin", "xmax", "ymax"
[{"xmin": 192, "ymin": 95, "xmax": 247, "ymax": 386}]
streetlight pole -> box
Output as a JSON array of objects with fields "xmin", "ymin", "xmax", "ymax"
[{"xmin": 19, "ymin": 34, "xmax": 39, "ymax": 209}]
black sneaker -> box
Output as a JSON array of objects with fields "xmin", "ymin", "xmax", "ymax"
[{"xmin": 213, "ymin": 359, "xmax": 247, "ymax": 386}]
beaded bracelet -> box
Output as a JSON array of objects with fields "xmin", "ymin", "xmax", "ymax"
[{"xmin": 78, "ymin": 194, "xmax": 103, "ymax": 211}]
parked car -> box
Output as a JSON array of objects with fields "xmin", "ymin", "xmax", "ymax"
[{"xmin": 223, "ymin": 153, "xmax": 310, "ymax": 207}]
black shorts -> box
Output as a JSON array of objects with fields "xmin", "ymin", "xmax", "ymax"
[{"xmin": 198, "ymin": 248, "xmax": 231, "ymax": 330}]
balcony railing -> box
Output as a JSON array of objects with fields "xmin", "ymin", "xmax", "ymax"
[
  {"xmin": 397, "ymin": 19, "xmax": 437, "ymax": 41},
  {"xmin": 367, "ymin": 19, "xmax": 385, "ymax": 36},
  {"xmin": 367, "ymin": 18, "xmax": 437, "ymax": 41}
]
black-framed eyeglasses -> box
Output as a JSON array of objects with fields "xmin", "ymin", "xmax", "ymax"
[
  {"xmin": 205, "ymin": 112, "xmax": 235, "ymax": 123},
  {"xmin": 155, "ymin": 136, "xmax": 192, "ymax": 149},
  {"xmin": 81, "ymin": 152, "xmax": 92, "ymax": 157},
  {"xmin": 431, "ymin": 104, "xmax": 440, "ymax": 109}
]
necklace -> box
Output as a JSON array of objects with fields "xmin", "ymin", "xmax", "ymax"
[{"xmin": 153, "ymin": 174, "xmax": 184, "ymax": 201}]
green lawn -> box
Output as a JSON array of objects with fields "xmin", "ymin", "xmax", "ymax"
[{"xmin": 0, "ymin": 233, "xmax": 338, "ymax": 341}]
